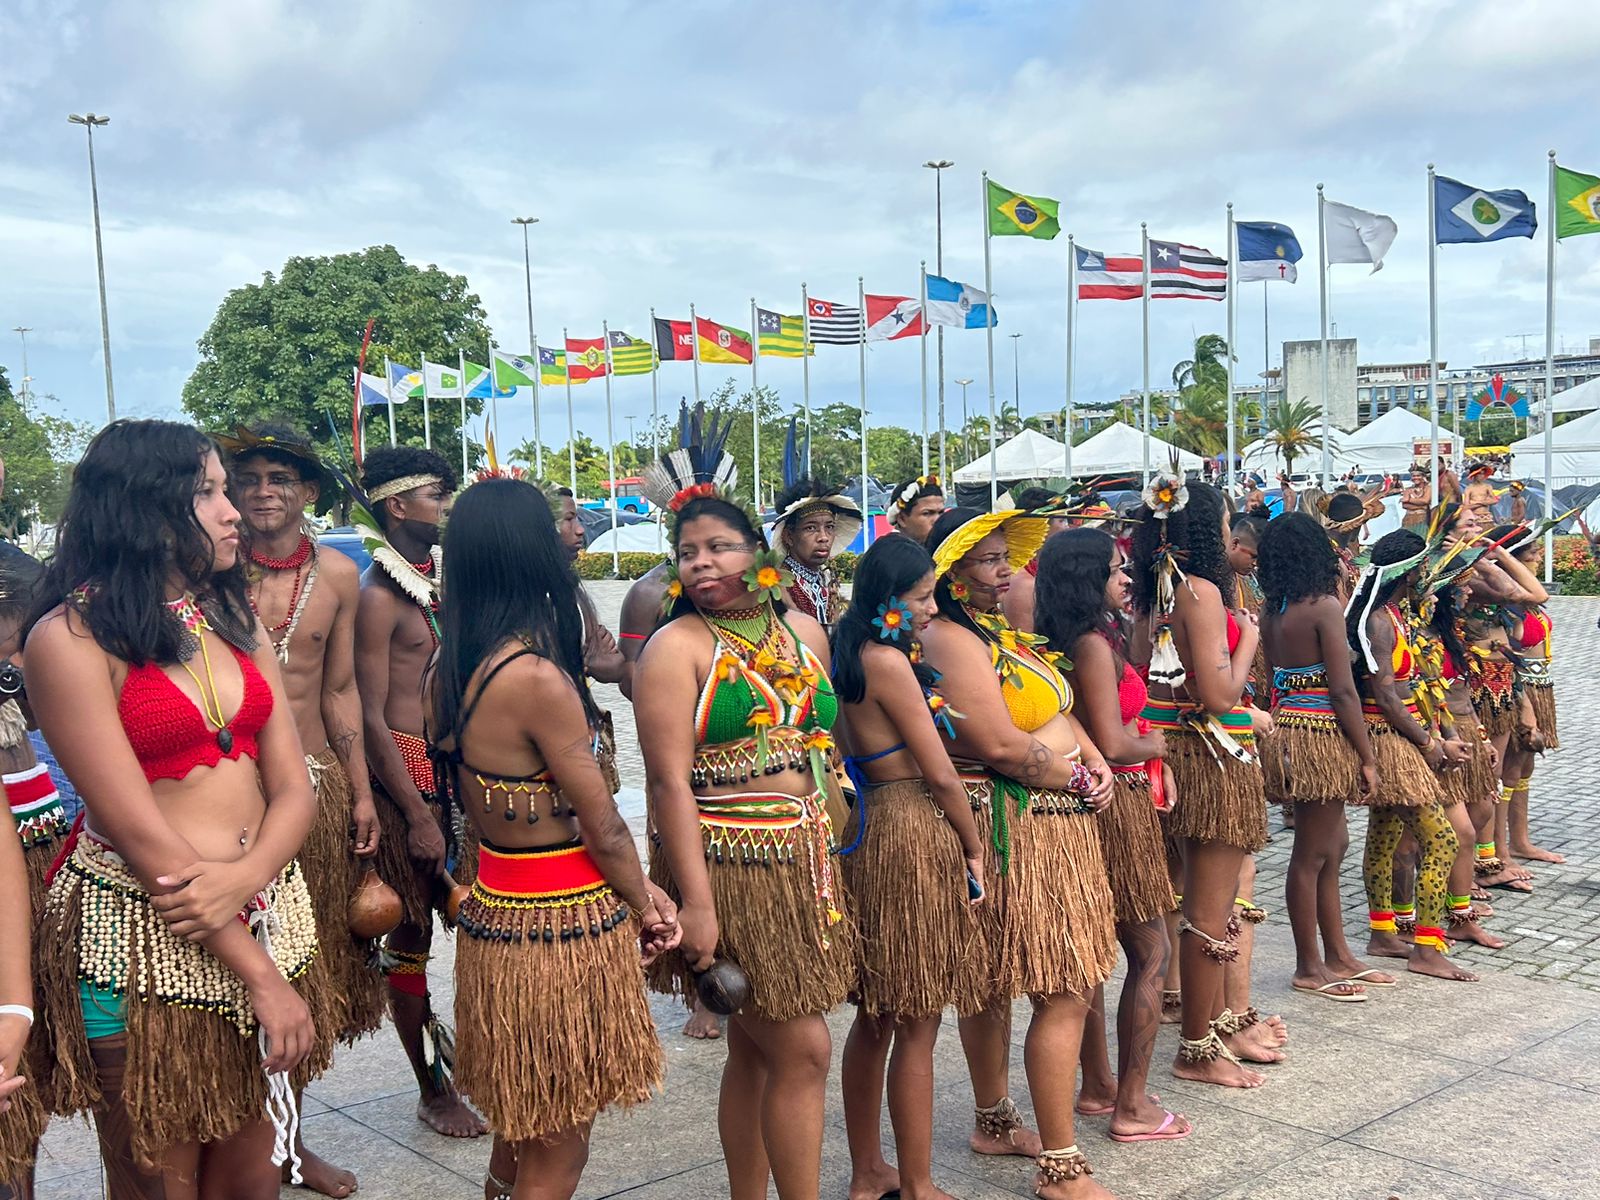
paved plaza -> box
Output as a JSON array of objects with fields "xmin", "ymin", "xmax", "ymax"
[{"xmin": 28, "ymin": 588, "xmax": 1600, "ymax": 1199}]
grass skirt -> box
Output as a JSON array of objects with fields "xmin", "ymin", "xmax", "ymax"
[
  {"xmin": 1158, "ymin": 728, "xmax": 1267, "ymax": 853},
  {"xmin": 0, "ymin": 830, "xmax": 66, "ymax": 1182},
  {"xmin": 1437, "ymin": 735, "xmax": 1494, "ymax": 808},
  {"xmin": 1471, "ymin": 661, "xmax": 1517, "ymax": 736},
  {"xmin": 34, "ymin": 839, "xmax": 336, "ymax": 1169},
  {"xmin": 303, "ymin": 750, "xmax": 385, "ymax": 1043},
  {"xmin": 1267, "ymin": 717, "xmax": 1363, "ymax": 806},
  {"xmin": 1524, "ymin": 679, "xmax": 1558, "ymax": 749},
  {"xmin": 839, "ymin": 779, "xmax": 985, "ymax": 1019},
  {"xmin": 647, "ymin": 791, "xmax": 855, "ymax": 1023},
  {"xmin": 1100, "ymin": 771, "xmax": 1176, "ymax": 926},
  {"xmin": 453, "ymin": 840, "xmax": 661, "ymax": 1142},
  {"xmin": 961, "ymin": 771, "xmax": 1117, "ymax": 1003},
  {"xmin": 1365, "ymin": 713, "xmax": 1443, "ymax": 808}
]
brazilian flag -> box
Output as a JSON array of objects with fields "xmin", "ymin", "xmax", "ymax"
[{"xmin": 988, "ymin": 178, "xmax": 1060, "ymax": 239}]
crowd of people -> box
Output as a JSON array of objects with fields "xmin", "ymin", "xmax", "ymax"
[{"xmin": 0, "ymin": 403, "xmax": 1568, "ymax": 1200}]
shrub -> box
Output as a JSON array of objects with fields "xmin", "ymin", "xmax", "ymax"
[
  {"xmin": 1551, "ymin": 536, "xmax": 1599, "ymax": 596},
  {"xmin": 575, "ymin": 551, "xmax": 669, "ymax": 580}
]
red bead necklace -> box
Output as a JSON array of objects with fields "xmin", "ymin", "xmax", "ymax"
[{"xmin": 249, "ymin": 534, "xmax": 312, "ymax": 637}]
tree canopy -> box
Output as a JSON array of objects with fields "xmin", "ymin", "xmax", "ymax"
[
  {"xmin": 181, "ymin": 245, "xmax": 493, "ymax": 471},
  {"xmin": 0, "ymin": 367, "xmax": 95, "ymax": 540}
]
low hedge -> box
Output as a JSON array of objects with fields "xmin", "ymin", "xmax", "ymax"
[
  {"xmin": 577, "ymin": 550, "xmax": 862, "ymax": 582},
  {"xmin": 1551, "ymin": 536, "xmax": 1600, "ymax": 595}
]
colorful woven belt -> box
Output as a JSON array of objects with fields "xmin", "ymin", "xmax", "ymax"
[
  {"xmin": 474, "ymin": 839, "xmax": 609, "ymax": 906},
  {"xmin": 4, "ymin": 763, "xmax": 68, "ymax": 847},
  {"xmin": 695, "ymin": 790, "xmax": 843, "ymax": 937}
]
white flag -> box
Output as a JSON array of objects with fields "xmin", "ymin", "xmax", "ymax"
[{"xmin": 1324, "ymin": 199, "xmax": 1398, "ymax": 272}]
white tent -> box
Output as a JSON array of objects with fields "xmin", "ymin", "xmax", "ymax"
[
  {"xmin": 586, "ymin": 523, "xmax": 669, "ymax": 554},
  {"xmin": 1065, "ymin": 421, "xmax": 1204, "ymax": 478},
  {"xmin": 1509, "ymin": 407, "xmax": 1600, "ymax": 480},
  {"xmin": 952, "ymin": 429, "xmax": 1071, "ymax": 483},
  {"xmin": 1340, "ymin": 406, "xmax": 1461, "ymax": 473},
  {"xmin": 1238, "ymin": 424, "xmax": 1361, "ymax": 478},
  {"xmin": 1544, "ymin": 375, "xmax": 1600, "ymax": 415}
]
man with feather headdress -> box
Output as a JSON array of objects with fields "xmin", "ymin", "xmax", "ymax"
[{"xmin": 769, "ymin": 419, "xmax": 862, "ymax": 629}]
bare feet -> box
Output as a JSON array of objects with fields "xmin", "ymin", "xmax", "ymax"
[
  {"xmin": 1223, "ymin": 1029, "xmax": 1285, "ymax": 1065},
  {"xmin": 1254, "ymin": 1013, "xmax": 1289, "ymax": 1046},
  {"xmin": 1172, "ymin": 1053, "xmax": 1264, "ymax": 1089},
  {"xmin": 484, "ymin": 1137, "xmax": 517, "ymax": 1200},
  {"xmin": 1367, "ymin": 930, "xmax": 1415, "ymax": 960},
  {"xmin": 418, "ymin": 1091, "xmax": 488, "ymax": 1138},
  {"xmin": 681, "ymin": 1004, "xmax": 723, "ymax": 1040},
  {"xmin": 847, "ymin": 1161, "xmax": 900, "ymax": 1200},
  {"xmin": 1446, "ymin": 919, "xmax": 1506, "ymax": 950},
  {"xmin": 1408, "ymin": 947, "xmax": 1479, "ymax": 983},
  {"xmin": 1036, "ymin": 1172, "xmax": 1117, "ymax": 1199},
  {"xmin": 286, "ymin": 1145, "xmax": 357, "ymax": 1198},
  {"xmin": 1512, "ymin": 842, "xmax": 1566, "ymax": 864},
  {"xmin": 970, "ymin": 1122, "xmax": 1042, "ymax": 1158}
]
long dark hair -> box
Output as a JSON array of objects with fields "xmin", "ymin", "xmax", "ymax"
[
  {"xmin": 1129, "ymin": 479, "xmax": 1233, "ymax": 615},
  {"xmin": 1034, "ymin": 528, "xmax": 1119, "ymax": 662},
  {"xmin": 830, "ymin": 535, "xmax": 938, "ymax": 705},
  {"xmin": 1428, "ymin": 582, "xmax": 1471, "ymax": 675},
  {"xmin": 666, "ymin": 496, "xmax": 780, "ymax": 622},
  {"xmin": 927, "ymin": 507, "xmax": 990, "ymax": 643},
  {"xmin": 1258, "ymin": 512, "xmax": 1340, "ymax": 609},
  {"xmin": 24, "ymin": 420, "xmax": 253, "ymax": 664},
  {"xmin": 1346, "ymin": 528, "xmax": 1424, "ymax": 685},
  {"xmin": 0, "ymin": 545, "xmax": 44, "ymax": 636},
  {"xmin": 429, "ymin": 479, "xmax": 596, "ymax": 759}
]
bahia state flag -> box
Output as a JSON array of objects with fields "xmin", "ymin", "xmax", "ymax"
[
  {"xmin": 924, "ymin": 275, "xmax": 996, "ymax": 328},
  {"xmin": 1074, "ymin": 246, "xmax": 1143, "ymax": 300},
  {"xmin": 1235, "ymin": 221, "xmax": 1303, "ymax": 282},
  {"xmin": 1433, "ymin": 175, "xmax": 1536, "ymax": 244}
]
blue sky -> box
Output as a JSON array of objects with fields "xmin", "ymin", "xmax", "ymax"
[{"xmin": 3, "ymin": 0, "xmax": 1600, "ymax": 449}]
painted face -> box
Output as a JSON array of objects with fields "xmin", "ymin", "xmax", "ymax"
[
  {"xmin": 787, "ymin": 507, "xmax": 837, "ymax": 568},
  {"xmin": 1104, "ymin": 546, "xmax": 1131, "ymax": 615},
  {"xmin": 675, "ymin": 514, "xmax": 759, "ymax": 610},
  {"xmin": 953, "ymin": 529, "xmax": 1013, "ymax": 606},
  {"xmin": 195, "ymin": 450, "xmax": 242, "ymax": 573},
  {"xmin": 904, "ymin": 570, "xmax": 937, "ymax": 631},
  {"xmin": 386, "ymin": 479, "xmax": 450, "ymax": 547},
  {"xmin": 233, "ymin": 454, "xmax": 313, "ymax": 538},
  {"xmin": 556, "ymin": 495, "xmax": 585, "ymax": 560},
  {"xmin": 1227, "ymin": 533, "xmax": 1258, "ymax": 575},
  {"xmin": 897, "ymin": 495, "xmax": 945, "ymax": 543}
]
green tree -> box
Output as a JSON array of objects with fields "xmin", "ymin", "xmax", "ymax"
[
  {"xmin": 181, "ymin": 245, "xmax": 493, "ymax": 473},
  {"xmin": 0, "ymin": 370, "xmax": 94, "ymax": 540},
  {"xmin": 1171, "ymin": 333, "xmax": 1230, "ymax": 392},
  {"xmin": 1263, "ymin": 398, "xmax": 1324, "ymax": 477}
]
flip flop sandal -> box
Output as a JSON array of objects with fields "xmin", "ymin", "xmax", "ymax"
[
  {"xmin": 1292, "ymin": 980, "xmax": 1368, "ymax": 1003},
  {"xmin": 1341, "ymin": 968, "xmax": 1398, "ymax": 988},
  {"xmin": 1109, "ymin": 1110, "xmax": 1193, "ymax": 1143}
]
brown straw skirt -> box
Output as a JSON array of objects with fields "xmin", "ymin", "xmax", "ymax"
[
  {"xmin": 839, "ymin": 778, "xmax": 985, "ymax": 1019},
  {"xmin": 0, "ymin": 834, "xmax": 64, "ymax": 1182},
  {"xmin": 962, "ymin": 774, "xmax": 1117, "ymax": 1004},
  {"xmin": 453, "ymin": 842, "xmax": 661, "ymax": 1142},
  {"xmin": 1268, "ymin": 721, "xmax": 1363, "ymax": 806},
  {"xmin": 1161, "ymin": 729, "xmax": 1268, "ymax": 853},
  {"xmin": 1366, "ymin": 719, "xmax": 1444, "ymax": 808},
  {"xmin": 1525, "ymin": 681, "xmax": 1558, "ymax": 749},
  {"xmin": 302, "ymin": 750, "xmax": 385, "ymax": 1043},
  {"xmin": 1099, "ymin": 771, "xmax": 1176, "ymax": 926},
  {"xmin": 647, "ymin": 791, "xmax": 855, "ymax": 1023}
]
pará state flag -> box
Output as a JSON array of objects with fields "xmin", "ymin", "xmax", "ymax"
[
  {"xmin": 865, "ymin": 294, "xmax": 924, "ymax": 341},
  {"xmin": 924, "ymin": 275, "xmax": 995, "ymax": 328},
  {"xmin": 1235, "ymin": 221, "xmax": 1302, "ymax": 283},
  {"xmin": 1433, "ymin": 175, "xmax": 1536, "ymax": 244}
]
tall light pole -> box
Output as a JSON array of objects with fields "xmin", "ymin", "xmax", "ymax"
[
  {"xmin": 512, "ymin": 216, "xmax": 541, "ymax": 479},
  {"xmin": 924, "ymin": 160, "xmax": 954, "ymax": 477},
  {"xmin": 1009, "ymin": 333, "xmax": 1023, "ymax": 430},
  {"xmin": 955, "ymin": 376, "xmax": 974, "ymax": 462},
  {"xmin": 12, "ymin": 327, "xmax": 32, "ymax": 412},
  {"xmin": 68, "ymin": 113, "xmax": 114, "ymax": 423}
]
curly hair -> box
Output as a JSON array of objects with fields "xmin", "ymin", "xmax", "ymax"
[
  {"xmin": 360, "ymin": 446, "xmax": 459, "ymax": 531},
  {"xmin": 1129, "ymin": 479, "xmax": 1233, "ymax": 615},
  {"xmin": 1011, "ymin": 486, "xmax": 1057, "ymax": 511},
  {"xmin": 1257, "ymin": 512, "xmax": 1340, "ymax": 609},
  {"xmin": 830, "ymin": 535, "xmax": 938, "ymax": 705},
  {"xmin": 1034, "ymin": 528, "xmax": 1119, "ymax": 661},
  {"xmin": 1346, "ymin": 528, "xmax": 1425, "ymax": 685}
]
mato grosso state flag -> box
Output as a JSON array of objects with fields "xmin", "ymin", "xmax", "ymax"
[
  {"xmin": 566, "ymin": 336, "xmax": 609, "ymax": 381},
  {"xmin": 1432, "ymin": 175, "xmax": 1537, "ymax": 243},
  {"xmin": 987, "ymin": 178, "xmax": 1060, "ymax": 239},
  {"xmin": 1556, "ymin": 165, "xmax": 1600, "ymax": 239}
]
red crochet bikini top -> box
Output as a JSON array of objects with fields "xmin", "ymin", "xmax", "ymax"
[
  {"xmin": 1117, "ymin": 659, "xmax": 1149, "ymax": 726},
  {"xmin": 118, "ymin": 645, "xmax": 274, "ymax": 783}
]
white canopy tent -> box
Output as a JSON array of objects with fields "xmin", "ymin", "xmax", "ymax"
[
  {"xmin": 1542, "ymin": 375, "xmax": 1600, "ymax": 415},
  {"xmin": 952, "ymin": 429, "xmax": 1073, "ymax": 483},
  {"xmin": 1238, "ymin": 424, "xmax": 1361, "ymax": 479},
  {"xmin": 1509, "ymin": 406, "xmax": 1600, "ymax": 480},
  {"xmin": 1065, "ymin": 421, "xmax": 1204, "ymax": 478},
  {"xmin": 1339, "ymin": 406, "xmax": 1462, "ymax": 473}
]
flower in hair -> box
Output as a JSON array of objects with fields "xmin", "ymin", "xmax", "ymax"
[
  {"xmin": 873, "ymin": 597, "xmax": 914, "ymax": 642},
  {"xmin": 946, "ymin": 577, "xmax": 970, "ymax": 602},
  {"xmin": 742, "ymin": 549, "xmax": 793, "ymax": 604},
  {"xmin": 1141, "ymin": 474, "xmax": 1188, "ymax": 519},
  {"xmin": 659, "ymin": 564, "xmax": 685, "ymax": 618}
]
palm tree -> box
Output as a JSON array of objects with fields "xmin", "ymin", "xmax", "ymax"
[
  {"xmin": 1263, "ymin": 397, "xmax": 1324, "ymax": 477},
  {"xmin": 998, "ymin": 401, "xmax": 1023, "ymax": 437},
  {"xmin": 1172, "ymin": 386, "xmax": 1229, "ymax": 457},
  {"xmin": 1171, "ymin": 333, "xmax": 1231, "ymax": 391}
]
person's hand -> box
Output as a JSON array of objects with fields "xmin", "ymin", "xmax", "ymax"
[
  {"xmin": 638, "ymin": 884, "xmax": 681, "ymax": 966},
  {"xmin": 1145, "ymin": 729, "xmax": 1168, "ymax": 761},
  {"xmin": 350, "ymin": 796, "xmax": 380, "ymax": 859},
  {"xmin": 1486, "ymin": 740, "xmax": 1500, "ymax": 770},
  {"xmin": 963, "ymin": 852, "xmax": 986, "ymax": 904},
  {"xmin": 251, "ymin": 975, "xmax": 314, "ymax": 1074},
  {"xmin": 1249, "ymin": 706, "xmax": 1276, "ymax": 736},
  {"xmin": 1084, "ymin": 758, "xmax": 1115, "ymax": 811},
  {"xmin": 405, "ymin": 812, "xmax": 447, "ymax": 878},
  {"xmin": 677, "ymin": 903, "xmax": 719, "ymax": 973},
  {"xmin": 0, "ymin": 1010, "xmax": 29, "ymax": 1115},
  {"xmin": 1160, "ymin": 762, "xmax": 1179, "ymax": 812},
  {"xmin": 152, "ymin": 859, "xmax": 260, "ymax": 940},
  {"xmin": 1421, "ymin": 737, "xmax": 1445, "ymax": 771},
  {"xmin": 1357, "ymin": 761, "xmax": 1379, "ymax": 805},
  {"xmin": 1442, "ymin": 737, "xmax": 1471, "ymax": 766}
]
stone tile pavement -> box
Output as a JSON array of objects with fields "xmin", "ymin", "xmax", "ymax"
[{"xmin": 30, "ymin": 590, "xmax": 1600, "ymax": 1198}]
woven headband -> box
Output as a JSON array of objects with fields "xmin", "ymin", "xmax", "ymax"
[{"xmin": 368, "ymin": 473, "xmax": 444, "ymax": 504}]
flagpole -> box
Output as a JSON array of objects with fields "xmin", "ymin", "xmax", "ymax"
[
  {"xmin": 859, "ymin": 275, "xmax": 873, "ymax": 546},
  {"xmin": 981, "ymin": 170, "xmax": 999, "ymax": 506},
  {"xmin": 649, "ymin": 307, "xmax": 661, "ymax": 462},
  {"xmin": 750, "ymin": 297, "xmax": 762, "ymax": 512},
  {"xmin": 1225, "ymin": 204, "xmax": 1237, "ymax": 495},
  {"xmin": 562, "ymin": 326, "xmax": 577, "ymax": 495},
  {"xmin": 1263, "ymin": 282, "xmax": 1270, "ymax": 433},
  {"xmin": 919, "ymin": 261, "xmax": 930, "ymax": 475},
  {"xmin": 602, "ymin": 321, "xmax": 620, "ymax": 576},
  {"xmin": 1065, "ymin": 234, "xmax": 1075, "ymax": 480},
  {"xmin": 383, "ymin": 355, "xmax": 398, "ymax": 448},
  {"xmin": 1427, "ymin": 165, "xmax": 1442, "ymax": 506},
  {"xmin": 689, "ymin": 303, "xmax": 702, "ymax": 404},
  {"xmin": 486, "ymin": 341, "xmax": 499, "ymax": 451},
  {"xmin": 457, "ymin": 350, "xmax": 469, "ymax": 480},
  {"xmin": 1318, "ymin": 184, "xmax": 1332, "ymax": 489},
  {"xmin": 1544, "ymin": 149, "xmax": 1557, "ymax": 584},
  {"xmin": 1141, "ymin": 222, "xmax": 1151, "ymax": 482},
  {"xmin": 422, "ymin": 355, "xmax": 433, "ymax": 450},
  {"xmin": 800, "ymin": 283, "xmax": 813, "ymax": 473}
]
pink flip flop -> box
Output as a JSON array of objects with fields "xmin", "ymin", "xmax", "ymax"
[{"xmin": 1109, "ymin": 1110, "xmax": 1192, "ymax": 1143}]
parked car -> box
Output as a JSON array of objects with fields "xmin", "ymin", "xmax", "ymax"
[{"xmin": 319, "ymin": 526, "xmax": 372, "ymax": 574}]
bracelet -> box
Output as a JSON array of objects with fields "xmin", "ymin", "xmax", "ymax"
[{"xmin": 0, "ymin": 1005, "xmax": 32, "ymax": 1026}]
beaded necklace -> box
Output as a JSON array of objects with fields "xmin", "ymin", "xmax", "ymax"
[
  {"xmin": 248, "ymin": 534, "xmax": 319, "ymax": 661},
  {"xmin": 167, "ymin": 593, "xmax": 236, "ymax": 753}
]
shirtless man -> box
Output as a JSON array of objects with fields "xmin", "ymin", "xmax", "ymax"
[
  {"xmin": 1400, "ymin": 470, "xmax": 1431, "ymax": 530},
  {"xmin": 1463, "ymin": 463, "xmax": 1497, "ymax": 522},
  {"xmin": 227, "ymin": 425, "xmax": 382, "ymax": 1197},
  {"xmin": 351, "ymin": 447, "xmax": 485, "ymax": 1138}
]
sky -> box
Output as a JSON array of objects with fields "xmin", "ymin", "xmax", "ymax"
[{"xmin": 4, "ymin": 0, "xmax": 1600, "ymax": 453}]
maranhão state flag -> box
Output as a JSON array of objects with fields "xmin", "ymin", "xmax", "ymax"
[
  {"xmin": 653, "ymin": 317, "xmax": 694, "ymax": 361},
  {"xmin": 695, "ymin": 316, "xmax": 753, "ymax": 364},
  {"xmin": 565, "ymin": 336, "xmax": 609, "ymax": 381},
  {"xmin": 865, "ymin": 293, "xmax": 924, "ymax": 341},
  {"xmin": 1075, "ymin": 246, "xmax": 1143, "ymax": 300}
]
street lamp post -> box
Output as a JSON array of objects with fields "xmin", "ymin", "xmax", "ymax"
[
  {"xmin": 12, "ymin": 327, "xmax": 32, "ymax": 413},
  {"xmin": 924, "ymin": 159, "xmax": 954, "ymax": 478},
  {"xmin": 955, "ymin": 376, "xmax": 974, "ymax": 462},
  {"xmin": 68, "ymin": 112, "xmax": 114, "ymax": 423},
  {"xmin": 1009, "ymin": 333, "xmax": 1023, "ymax": 431},
  {"xmin": 512, "ymin": 216, "xmax": 541, "ymax": 479}
]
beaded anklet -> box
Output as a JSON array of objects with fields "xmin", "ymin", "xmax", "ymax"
[
  {"xmin": 1035, "ymin": 1146, "xmax": 1093, "ymax": 1188},
  {"xmin": 1234, "ymin": 896, "xmax": 1268, "ymax": 924},
  {"xmin": 1178, "ymin": 914, "xmax": 1242, "ymax": 962},
  {"xmin": 975, "ymin": 1096, "xmax": 1027, "ymax": 1142},
  {"xmin": 1176, "ymin": 1028, "xmax": 1243, "ymax": 1065}
]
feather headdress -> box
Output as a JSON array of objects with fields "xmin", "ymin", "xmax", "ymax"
[
  {"xmin": 641, "ymin": 401, "xmax": 740, "ymax": 514},
  {"xmin": 769, "ymin": 416, "xmax": 863, "ymax": 555}
]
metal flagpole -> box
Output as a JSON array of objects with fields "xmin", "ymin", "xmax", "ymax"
[
  {"xmin": 859, "ymin": 275, "xmax": 873, "ymax": 545},
  {"xmin": 602, "ymin": 321, "xmax": 620, "ymax": 576},
  {"xmin": 421, "ymin": 356, "xmax": 433, "ymax": 450},
  {"xmin": 800, "ymin": 283, "xmax": 813, "ymax": 473},
  {"xmin": 1141, "ymin": 223, "xmax": 1151, "ymax": 482},
  {"xmin": 689, "ymin": 303, "xmax": 702, "ymax": 404},
  {"xmin": 1427, "ymin": 167, "xmax": 1450, "ymax": 505},
  {"xmin": 1544, "ymin": 149, "xmax": 1557, "ymax": 584},
  {"xmin": 457, "ymin": 350, "xmax": 469, "ymax": 480},
  {"xmin": 562, "ymin": 327, "xmax": 578, "ymax": 495},
  {"xmin": 1317, "ymin": 185, "xmax": 1332, "ymax": 489},
  {"xmin": 981, "ymin": 171, "xmax": 999, "ymax": 506},
  {"xmin": 383, "ymin": 355, "xmax": 398, "ymax": 447},
  {"xmin": 649, "ymin": 307, "xmax": 661, "ymax": 462},
  {"xmin": 1225, "ymin": 204, "xmax": 1236, "ymax": 494},
  {"xmin": 488, "ymin": 341, "xmax": 500, "ymax": 450},
  {"xmin": 1263, "ymin": 282, "xmax": 1270, "ymax": 431},
  {"xmin": 1065, "ymin": 234, "xmax": 1075, "ymax": 480},
  {"xmin": 750, "ymin": 298, "xmax": 762, "ymax": 511},
  {"xmin": 919, "ymin": 261, "xmax": 930, "ymax": 475}
]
